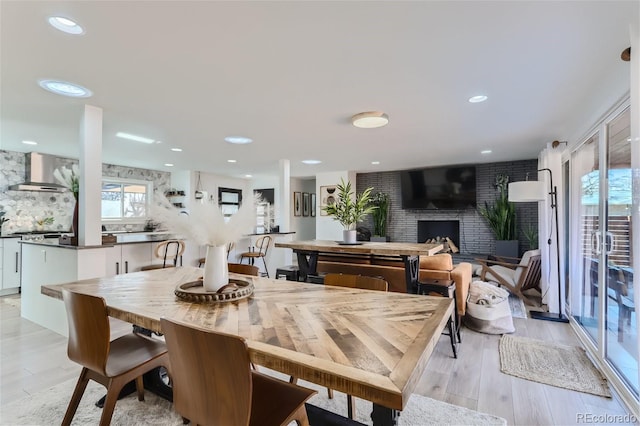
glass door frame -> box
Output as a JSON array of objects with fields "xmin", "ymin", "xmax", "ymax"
[{"xmin": 566, "ymin": 97, "xmax": 639, "ymax": 414}]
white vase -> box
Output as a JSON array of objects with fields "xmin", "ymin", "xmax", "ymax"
[
  {"xmin": 343, "ymin": 229, "xmax": 357, "ymax": 244},
  {"xmin": 203, "ymin": 245, "xmax": 229, "ymax": 292}
]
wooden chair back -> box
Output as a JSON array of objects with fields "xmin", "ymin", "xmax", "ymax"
[
  {"xmin": 324, "ymin": 273, "xmax": 389, "ymax": 292},
  {"xmin": 517, "ymin": 254, "xmax": 541, "ymax": 291},
  {"xmin": 255, "ymin": 235, "xmax": 272, "ymax": 257},
  {"xmin": 160, "ymin": 317, "xmax": 253, "ymax": 426},
  {"xmin": 62, "ymin": 289, "xmax": 110, "ymax": 375},
  {"xmin": 229, "ymin": 262, "xmax": 259, "ymax": 276},
  {"xmin": 154, "ymin": 240, "xmax": 186, "ymax": 267}
]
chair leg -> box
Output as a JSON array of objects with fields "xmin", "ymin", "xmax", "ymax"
[
  {"xmin": 448, "ymin": 319, "xmax": 457, "ymax": 359},
  {"xmin": 262, "ymin": 256, "xmax": 269, "ymax": 278},
  {"xmin": 289, "ymin": 403, "xmax": 310, "ymax": 426},
  {"xmin": 62, "ymin": 368, "xmax": 91, "ymax": 426},
  {"xmin": 135, "ymin": 376, "xmax": 145, "ymax": 401},
  {"xmin": 347, "ymin": 394, "xmax": 355, "ymax": 420},
  {"xmin": 99, "ymin": 378, "xmax": 124, "ymax": 426}
]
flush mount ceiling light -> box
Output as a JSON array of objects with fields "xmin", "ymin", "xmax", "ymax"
[
  {"xmin": 481, "ymin": 150, "xmax": 492, "ymax": 154},
  {"xmin": 371, "ymin": 161, "xmax": 380, "ymax": 165},
  {"xmin": 48, "ymin": 16, "xmax": 84, "ymax": 34},
  {"xmin": 302, "ymin": 159, "xmax": 321, "ymax": 165},
  {"xmin": 22, "ymin": 140, "xmax": 38, "ymax": 146},
  {"xmin": 468, "ymin": 95, "xmax": 488, "ymax": 103},
  {"xmin": 170, "ymin": 148, "xmax": 183, "ymax": 152},
  {"xmin": 164, "ymin": 163, "xmax": 174, "ymax": 167},
  {"xmin": 352, "ymin": 111, "xmax": 389, "ymax": 129},
  {"xmin": 38, "ymin": 79, "xmax": 92, "ymax": 98},
  {"xmin": 227, "ymin": 159, "xmax": 237, "ymax": 163},
  {"xmin": 245, "ymin": 174, "xmax": 252, "ymax": 178},
  {"xmin": 225, "ymin": 136, "xmax": 253, "ymax": 144},
  {"xmin": 116, "ymin": 132, "xmax": 155, "ymax": 144}
]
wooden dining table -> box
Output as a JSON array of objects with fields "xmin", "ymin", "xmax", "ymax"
[
  {"xmin": 275, "ymin": 239, "xmax": 444, "ymax": 293},
  {"xmin": 42, "ymin": 266, "xmax": 453, "ymax": 426}
]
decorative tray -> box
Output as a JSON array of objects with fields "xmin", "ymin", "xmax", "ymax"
[{"xmin": 175, "ymin": 278, "xmax": 254, "ymax": 303}]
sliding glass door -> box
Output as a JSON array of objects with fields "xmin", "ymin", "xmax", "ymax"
[
  {"xmin": 569, "ymin": 104, "xmax": 638, "ymax": 398},
  {"xmin": 603, "ymin": 107, "xmax": 636, "ymax": 394}
]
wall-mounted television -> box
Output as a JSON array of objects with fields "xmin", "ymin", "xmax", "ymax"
[{"xmin": 400, "ymin": 165, "xmax": 477, "ymax": 209}]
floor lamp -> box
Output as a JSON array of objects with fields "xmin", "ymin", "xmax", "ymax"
[{"xmin": 508, "ymin": 168, "xmax": 569, "ymax": 322}]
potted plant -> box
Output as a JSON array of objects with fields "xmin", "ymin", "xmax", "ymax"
[
  {"xmin": 478, "ymin": 173, "xmax": 518, "ymax": 257},
  {"xmin": 370, "ymin": 192, "xmax": 390, "ymax": 242},
  {"xmin": 322, "ymin": 179, "xmax": 375, "ymax": 244}
]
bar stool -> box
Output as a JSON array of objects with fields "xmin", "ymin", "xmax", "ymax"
[
  {"xmin": 141, "ymin": 240, "xmax": 185, "ymax": 271},
  {"xmin": 239, "ymin": 235, "xmax": 272, "ymax": 277}
]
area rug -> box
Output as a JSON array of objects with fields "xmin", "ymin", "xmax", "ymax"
[
  {"xmin": 1, "ymin": 374, "xmax": 507, "ymax": 426},
  {"xmin": 499, "ymin": 335, "xmax": 611, "ymax": 397},
  {"xmin": 508, "ymin": 293, "xmax": 527, "ymax": 319}
]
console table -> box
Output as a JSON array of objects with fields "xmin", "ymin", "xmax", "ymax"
[{"xmin": 275, "ymin": 240, "xmax": 443, "ymax": 293}]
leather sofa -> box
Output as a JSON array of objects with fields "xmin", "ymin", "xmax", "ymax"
[{"xmin": 316, "ymin": 252, "xmax": 473, "ymax": 316}]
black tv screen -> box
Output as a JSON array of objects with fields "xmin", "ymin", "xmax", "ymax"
[{"xmin": 400, "ymin": 165, "xmax": 477, "ymax": 209}]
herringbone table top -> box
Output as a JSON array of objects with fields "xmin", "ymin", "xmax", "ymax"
[{"xmin": 42, "ymin": 267, "xmax": 453, "ymax": 411}]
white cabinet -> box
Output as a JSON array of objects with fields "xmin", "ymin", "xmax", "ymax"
[
  {"xmin": 105, "ymin": 243, "xmax": 152, "ymax": 275},
  {"xmin": 1, "ymin": 237, "xmax": 21, "ymax": 293}
]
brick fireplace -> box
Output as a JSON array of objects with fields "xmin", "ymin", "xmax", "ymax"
[{"xmin": 418, "ymin": 220, "xmax": 460, "ymax": 247}]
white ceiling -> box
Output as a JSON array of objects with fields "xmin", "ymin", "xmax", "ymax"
[{"xmin": 1, "ymin": 1, "xmax": 636, "ymax": 179}]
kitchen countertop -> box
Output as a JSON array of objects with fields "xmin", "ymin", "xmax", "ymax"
[{"xmin": 17, "ymin": 231, "xmax": 181, "ymax": 248}]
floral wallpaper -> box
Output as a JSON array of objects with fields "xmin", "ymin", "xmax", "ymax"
[{"xmin": 0, "ymin": 150, "xmax": 171, "ymax": 235}]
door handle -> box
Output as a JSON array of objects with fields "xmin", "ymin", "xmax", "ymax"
[
  {"xmin": 591, "ymin": 232, "xmax": 602, "ymax": 255},
  {"xmin": 116, "ymin": 262, "xmax": 120, "ymax": 275},
  {"xmin": 605, "ymin": 231, "xmax": 614, "ymax": 255},
  {"xmin": 125, "ymin": 261, "xmax": 129, "ymax": 274},
  {"xmin": 15, "ymin": 252, "xmax": 19, "ymax": 273}
]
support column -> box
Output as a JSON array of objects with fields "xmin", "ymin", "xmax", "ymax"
[
  {"xmin": 279, "ymin": 159, "xmax": 292, "ymax": 265},
  {"xmin": 79, "ymin": 105, "xmax": 103, "ymax": 247}
]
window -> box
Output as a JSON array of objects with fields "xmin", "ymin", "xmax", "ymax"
[
  {"xmin": 218, "ymin": 187, "xmax": 242, "ymax": 221},
  {"xmin": 102, "ymin": 178, "xmax": 153, "ymax": 222}
]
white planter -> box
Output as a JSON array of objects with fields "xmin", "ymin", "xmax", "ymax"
[
  {"xmin": 343, "ymin": 230, "xmax": 357, "ymax": 244},
  {"xmin": 203, "ymin": 245, "xmax": 229, "ymax": 292}
]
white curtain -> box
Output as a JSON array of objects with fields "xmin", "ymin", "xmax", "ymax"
[{"xmin": 537, "ymin": 144, "xmax": 566, "ymax": 313}]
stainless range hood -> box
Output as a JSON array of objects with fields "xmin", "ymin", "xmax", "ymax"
[{"xmin": 8, "ymin": 152, "xmax": 70, "ymax": 192}]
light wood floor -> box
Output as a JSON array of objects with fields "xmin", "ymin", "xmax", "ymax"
[{"xmin": 0, "ymin": 296, "xmax": 635, "ymax": 425}]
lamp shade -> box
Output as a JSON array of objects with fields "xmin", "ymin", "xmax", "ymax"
[{"xmin": 508, "ymin": 181, "xmax": 546, "ymax": 202}]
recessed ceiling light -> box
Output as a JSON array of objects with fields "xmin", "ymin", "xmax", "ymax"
[
  {"xmin": 38, "ymin": 79, "xmax": 92, "ymax": 98},
  {"xmin": 170, "ymin": 148, "xmax": 183, "ymax": 152},
  {"xmin": 116, "ymin": 132, "xmax": 155, "ymax": 144},
  {"xmin": 227, "ymin": 159, "xmax": 237, "ymax": 163},
  {"xmin": 22, "ymin": 140, "xmax": 38, "ymax": 146},
  {"xmin": 164, "ymin": 163, "xmax": 174, "ymax": 167},
  {"xmin": 468, "ymin": 95, "xmax": 488, "ymax": 103},
  {"xmin": 245, "ymin": 174, "xmax": 252, "ymax": 178},
  {"xmin": 371, "ymin": 161, "xmax": 380, "ymax": 165},
  {"xmin": 481, "ymin": 150, "xmax": 492, "ymax": 154},
  {"xmin": 352, "ymin": 111, "xmax": 389, "ymax": 129},
  {"xmin": 302, "ymin": 160, "xmax": 321, "ymax": 165},
  {"xmin": 225, "ymin": 136, "xmax": 253, "ymax": 144},
  {"xmin": 48, "ymin": 16, "xmax": 84, "ymax": 34}
]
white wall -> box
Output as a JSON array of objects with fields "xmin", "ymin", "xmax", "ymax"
[
  {"xmin": 315, "ymin": 171, "xmax": 355, "ymax": 240},
  {"xmin": 289, "ymin": 178, "xmax": 316, "ymax": 241}
]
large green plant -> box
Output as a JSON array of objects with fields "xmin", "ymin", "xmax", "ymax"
[
  {"xmin": 322, "ymin": 179, "xmax": 376, "ymax": 230},
  {"xmin": 371, "ymin": 192, "xmax": 390, "ymax": 237},
  {"xmin": 478, "ymin": 174, "xmax": 517, "ymax": 240}
]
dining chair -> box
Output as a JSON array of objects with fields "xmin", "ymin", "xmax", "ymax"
[
  {"xmin": 141, "ymin": 239, "xmax": 186, "ymax": 271},
  {"xmin": 239, "ymin": 235, "xmax": 272, "ymax": 277},
  {"xmin": 160, "ymin": 317, "xmax": 316, "ymax": 426},
  {"xmin": 61, "ymin": 289, "xmax": 170, "ymax": 426},
  {"xmin": 228, "ymin": 262, "xmax": 260, "ymax": 276},
  {"xmin": 476, "ymin": 249, "xmax": 541, "ymax": 306},
  {"xmin": 299, "ymin": 272, "xmax": 388, "ymax": 420}
]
